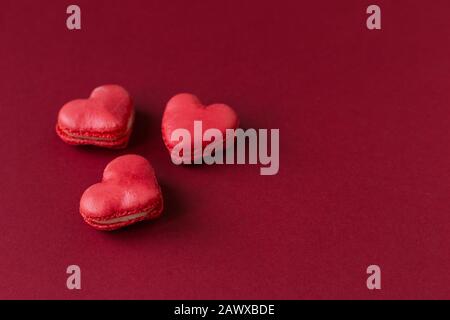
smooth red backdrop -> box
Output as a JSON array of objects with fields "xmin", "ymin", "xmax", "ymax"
[{"xmin": 1, "ymin": 0, "xmax": 450, "ymax": 299}]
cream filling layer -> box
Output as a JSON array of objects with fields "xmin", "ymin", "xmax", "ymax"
[
  {"xmin": 64, "ymin": 112, "xmax": 134, "ymax": 142},
  {"xmin": 92, "ymin": 211, "xmax": 149, "ymax": 225}
]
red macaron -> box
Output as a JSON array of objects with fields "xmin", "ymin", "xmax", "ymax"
[
  {"xmin": 80, "ymin": 155, "xmax": 164, "ymax": 231},
  {"xmin": 56, "ymin": 85, "xmax": 134, "ymax": 149},
  {"xmin": 161, "ymin": 93, "xmax": 239, "ymax": 162}
]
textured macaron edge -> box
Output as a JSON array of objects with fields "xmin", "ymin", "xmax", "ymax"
[
  {"xmin": 56, "ymin": 124, "xmax": 133, "ymax": 149},
  {"xmin": 56, "ymin": 99, "xmax": 135, "ymax": 148},
  {"xmin": 80, "ymin": 195, "xmax": 164, "ymax": 231}
]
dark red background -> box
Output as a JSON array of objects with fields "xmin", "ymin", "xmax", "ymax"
[{"xmin": 1, "ymin": 0, "xmax": 449, "ymax": 299}]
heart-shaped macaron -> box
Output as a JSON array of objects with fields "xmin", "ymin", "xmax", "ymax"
[
  {"xmin": 80, "ymin": 155, "xmax": 163, "ymax": 231},
  {"xmin": 56, "ymin": 85, "xmax": 134, "ymax": 148},
  {"xmin": 161, "ymin": 93, "xmax": 239, "ymax": 161}
]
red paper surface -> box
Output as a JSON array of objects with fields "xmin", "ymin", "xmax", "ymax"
[{"xmin": 0, "ymin": 0, "xmax": 449, "ymax": 299}]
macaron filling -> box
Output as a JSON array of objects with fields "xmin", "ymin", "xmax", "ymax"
[
  {"xmin": 92, "ymin": 211, "xmax": 149, "ymax": 225},
  {"xmin": 60, "ymin": 127, "xmax": 131, "ymax": 142},
  {"xmin": 85, "ymin": 198, "xmax": 163, "ymax": 228},
  {"xmin": 58, "ymin": 112, "xmax": 134, "ymax": 142}
]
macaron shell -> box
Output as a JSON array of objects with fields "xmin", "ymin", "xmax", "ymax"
[
  {"xmin": 80, "ymin": 155, "xmax": 163, "ymax": 231},
  {"xmin": 162, "ymin": 93, "xmax": 239, "ymax": 151},
  {"xmin": 56, "ymin": 84, "xmax": 134, "ymax": 148}
]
